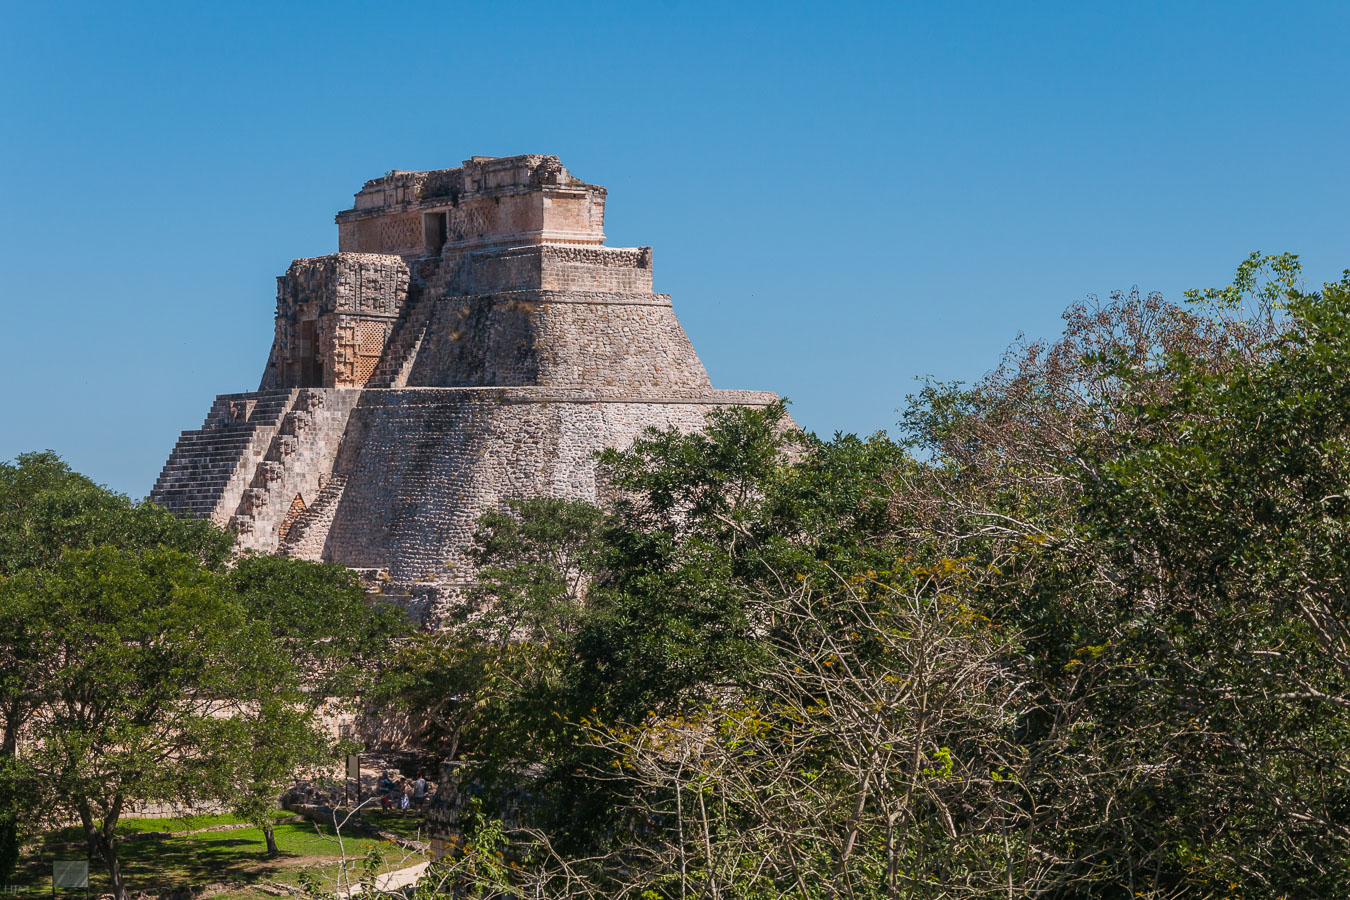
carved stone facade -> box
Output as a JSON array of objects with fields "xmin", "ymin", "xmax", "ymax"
[
  {"xmin": 262, "ymin": 254, "xmax": 409, "ymax": 389},
  {"xmin": 151, "ymin": 155, "xmax": 784, "ymax": 623}
]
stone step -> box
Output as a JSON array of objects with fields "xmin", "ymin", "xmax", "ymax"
[
  {"xmin": 154, "ymin": 495, "xmax": 229, "ymax": 506},
  {"xmin": 175, "ymin": 430, "xmax": 255, "ymax": 440},
  {"xmin": 162, "ymin": 461, "xmax": 248, "ymax": 472},
  {"xmin": 160, "ymin": 463, "xmax": 247, "ymax": 473},
  {"xmin": 153, "ymin": 477, "xmax": 233, "ymax": 490},
  {"xmin": 154, "ymin": 489, "xmax": 231, "ymax": 501},
  {"xmin": 365, "ymin": 295, "xmax": 438, "ymax": 388},
  {"xmin": 161, "ymin": 452, "xmax": 254, "ymax": 464},
  {"xmin": 172, "ymin": 438, "xmax": 255, "ymax": 449},
  {"xmin": 163, "ymin": 447, "xmax": 253, "ymax": 458},
  {"xmin": 157, "ymin": 471, "xmax": 245, "ymax": 483},
  {"xmin": 161, "ymin": 473, "xmax": 247, "ymax": 483},
  {"xmin": 155, "ymin": 480, "xmax": 235, "ymax": 492},
  {"xmin": 161, "ymin": 449, "xmax": 252, "ymax": 462},
  {"xmin": 151, "ymin": 389, "xmax": 303, "ymax": 519},
  {"xmin": 158, "ymin": 460, "xmax": 238, "ymax": 470},
  {"xmin": 156, "ymin": 484, "xmax": 233, "ymax": 492},
  {"xmin": 158, "ymin": 497, "xmax": 222, "ymax": 508}
]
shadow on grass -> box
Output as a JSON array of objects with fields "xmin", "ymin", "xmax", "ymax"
[
  {"xmin": 16, "ymin": 821, "xmax": 386, "ymax": 893},
  {"xmin": 356, "ymin": 810, "xmax": 429, "ymax": 841}
]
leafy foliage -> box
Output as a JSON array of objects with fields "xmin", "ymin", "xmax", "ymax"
[
  {"xmin": 390, "ymin": 255, "xmax": 1350, "ymax": 899},
  {"xmin": 228, "ymin": 552, "xmax": 407, "ymax": 696},
  {"xmin": 0, "ymin": 451, "xmax": 234, "ymax": 575},
  {"xmin": 0, "ymin": 453, "xmax": 409, "ymax": 897},
  {"xmin": 0, "ymin": 546, "xmax": 286, "ymax": 896}
]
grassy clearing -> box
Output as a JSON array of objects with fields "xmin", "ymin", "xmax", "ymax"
[
  {"xmin": 31, "ymin": 811, "xmax": 296, "ymax": 847},
  {"xmin": 13, "ymin": 814, "xmax": 426, "ymax": 897},
  {"xmin": 356, "ymin": 809, "xmax": 432, "ymax": 842}
]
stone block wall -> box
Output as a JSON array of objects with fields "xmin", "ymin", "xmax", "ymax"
[
  {"xmin": 316, "ymin": 389, "xmax": 779, "ymax": 593},
  {"xmin": 406, "ymin": 291, "xmax": 711, "ymax": 393},
  {"xmin": 453, "ymin": 245, "xmax": 653, "ymax": 294},
  {"xmin": 347, "ymin": 212, "xmax": 424, "ymax": 259},
  {"xmin": 278, "ymin": 253, "xmax": 409, "ymax": 317},
  {"xmin": 279, "ymin": 474, "xmax": 349, "ymax": 560},
  {"xmin": 229, "ymin": 388, "xmax": 363, "ymax": 553},
  {"xmin": 538, "ymin": 245, "xmax": 653, "ymax": 292},
  {"xmin": 336, "ymin": 156, "xmax": 606, "ymax": 259}
]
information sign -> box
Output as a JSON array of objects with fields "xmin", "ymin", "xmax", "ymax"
[{"xmin": 53, "ymin": 860, "xmax": 88, "ymax": 889}]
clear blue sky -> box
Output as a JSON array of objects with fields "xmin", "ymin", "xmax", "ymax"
[{"xmin": 2, "ymin": 1, "xmax": 1347, "ymax": 498}]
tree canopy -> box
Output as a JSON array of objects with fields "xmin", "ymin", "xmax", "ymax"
[
  {"xmin": 0, "ymin": 453, "xmax": 408, "ymax": 897},
  {"xmin": 392, "ymin": 255, "xmax": 1350, "ymax": 900}
]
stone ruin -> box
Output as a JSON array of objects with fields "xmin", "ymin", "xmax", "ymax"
[{"xmin": 151, "ymin": 155, "xmax": 784, "ymax": 622}]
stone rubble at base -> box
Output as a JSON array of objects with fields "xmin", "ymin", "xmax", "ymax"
[{"xmin": 151, "ymin": 155, "xmax": 785, "ymax": 625}]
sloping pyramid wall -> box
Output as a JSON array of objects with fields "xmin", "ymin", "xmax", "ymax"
[{"xmin": 151, "ymin": 156, "xmax": 782, "ymax": 624}]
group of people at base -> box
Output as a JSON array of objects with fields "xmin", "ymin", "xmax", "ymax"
[{"xmin": 377, "ymin": 771, "xmax": 430, "ymax": 812}]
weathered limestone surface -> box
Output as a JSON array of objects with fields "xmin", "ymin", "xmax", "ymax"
[
  {"xmin": 260, "ymin": 254, "xmax": 409, "ymax": 390},
  {"xmin": 151, "ymin": 155, "xmax": 784, "ymax": 623},
  {"xmin": 406, "ymin": 291, "xmax": 711, "ymax": 392}
]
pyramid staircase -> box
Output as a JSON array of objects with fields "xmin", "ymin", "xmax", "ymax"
[
  {"xmin": 279, "ymin": 473, "xmax": 350, "ymax": 556},
  {"xmin": 365, "ymin": 255, "xmax": 464, "ymax": 388},
  {"xmin": 149, "ymin": 389, "xmax": 299, "ymax": 520},
  {"xmin": 365, "ymin": 293, "xmax": 437, "ymax": 388}
]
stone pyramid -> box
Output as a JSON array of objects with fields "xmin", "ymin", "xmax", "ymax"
[{"xmin": 151, "ymin": 155, "xmax": 782, "ymax": 621}]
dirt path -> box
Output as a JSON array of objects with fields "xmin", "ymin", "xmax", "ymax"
[{"xmin": 337, "ymin": 860, "xmax": 429, "ymax": 897}]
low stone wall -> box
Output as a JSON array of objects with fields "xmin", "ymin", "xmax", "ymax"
[{"xmin": 124, "ymin": 800, "xmax": 228, "ymax": 820}]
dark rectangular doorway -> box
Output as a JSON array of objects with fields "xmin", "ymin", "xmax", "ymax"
[{"xmin": 423, "ymin": 211, "xmax": 447, "ymax": 255}]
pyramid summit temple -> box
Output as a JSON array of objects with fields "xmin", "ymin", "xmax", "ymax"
[{"xmin": 151, "ymin": 155, "xmax": 784, "ymax": 622}]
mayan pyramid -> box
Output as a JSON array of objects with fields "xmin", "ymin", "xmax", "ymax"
[{"xmin": 151, "ymin": 155, "xmax": 782, "ymax": 621}]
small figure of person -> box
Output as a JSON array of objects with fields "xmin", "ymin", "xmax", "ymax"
[
  {"xmin": 399, "ymin": 780, "xmax": 412, "ymax": 814},
  {"xmin": 378, "ymin": 772, "xmax": 395, "ymax": 811},
  {"xmin": 412, "ymin": 774, "xmax": 428, "ymax": 809}
]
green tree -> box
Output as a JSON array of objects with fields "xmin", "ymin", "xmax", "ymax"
[
  {"xmin": 1064, "ymin": 266, "xmax": 1350, "ymax": 895},
  {"xmin": 464, "ymin": 497, "xmax": 609, "ymax": 645},
  {"xmin": 0, "ymin": 452, "xmax": 236, "ymax": 884},
  {"xmin": 228, "ymin": 552, "xmax": 407, "ymax": 698},
  {"xmin": 1, "ymin": 546, "xmax": 287, "ymax": 899},
  {"xmin": 376, "ymin": 498, "xmax": 607, "ymax": 767},
  {"xmin": 0, "ymin": 451, "xmax": 410, "ymax": 893},
  {"xmin": 219, "ymin": 698, "xmax": 334, "ymax": 857},
  {"xmin": 0, "ymin": 451, "xmax": 234, "ymax": 575},
  {"xmin": 898, "ymin": 255, "xmax": 1350, "ymax": 897},
  {"xmin": 222, "ymin": 554, "xmax": 406, "ymax": 859}
]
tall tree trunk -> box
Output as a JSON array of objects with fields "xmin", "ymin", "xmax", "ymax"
[
  {"xmin": 82, "ymin": 826, "xmax": 127, "ymax": 900},
  {"xmin": 0, "ymin": 704, "xmax": 22, "ymax": 881},
  {"xmin": 1, "ymin": 702, "xmax": 18, "ymax": 757},
  {"xmin": 264, "ymin": 822, "xmax": 279, "ymax": 858},
  {"xmin": 80, "ymin": 796, "xmax": 128, "ymax": 900},
  {"xmin": 105, "ymin": 846, "xmax": 127, "ymax": 900}
]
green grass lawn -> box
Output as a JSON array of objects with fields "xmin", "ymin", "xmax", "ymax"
[
  {"xmin": 14, "ymin": 813, "xmax": 426, "ymax": 897},
  {"xmin": 35, "ymin": 810, "xmax": 295, "ymax": 846},
  {"xmin": 356, "ymin": 808, "xmax": 431, "ymax": 842}
]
